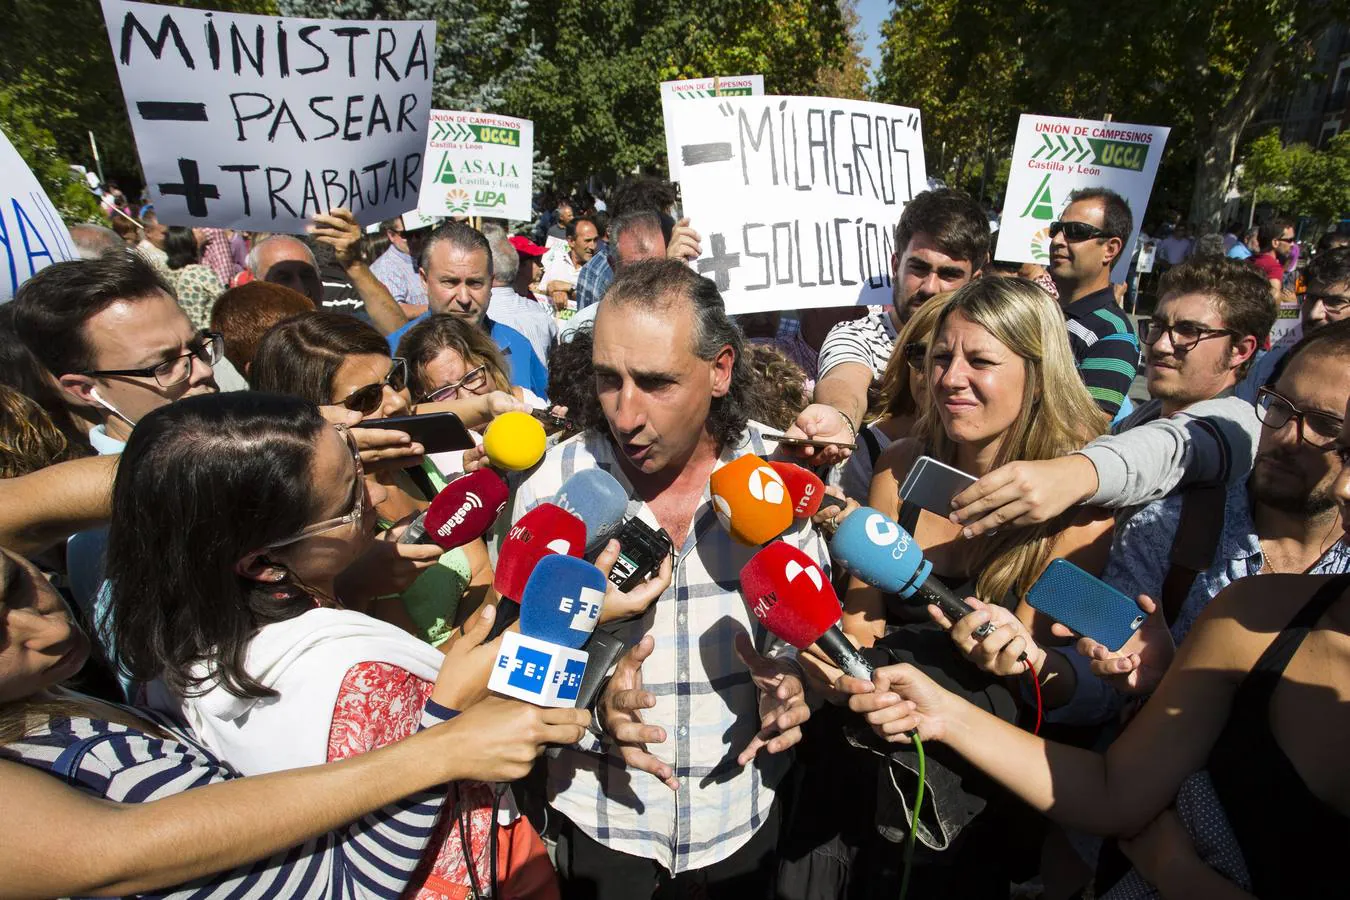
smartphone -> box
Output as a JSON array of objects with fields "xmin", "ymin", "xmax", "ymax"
[
  {"xmin": 763, "ymin": 433, "xmax": 857, "ymax": 451},
  {"xmin": 899, "ymin": 455, "xmax": 978, "ymax": 517},
  {"xmin": 1025, "ymin": 559, "xmax": 1145, "ymax": 652},
  {"xmin": 360, "ymin": 411, "xmax": 476, "ymax": 454},
  {"xmin": 530, "ymin": 408, "xmax": 578, "ymax": 436}
]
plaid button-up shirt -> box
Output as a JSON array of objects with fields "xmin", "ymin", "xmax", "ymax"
[{"xmin": 512, "ymin": 422, "xmax": 828, "ymax": 873}]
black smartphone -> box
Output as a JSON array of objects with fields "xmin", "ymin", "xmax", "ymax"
[
  {"xmin": 360, "ymin": 411, "xmax": 476, "ymax": 454},
  {"xmin": 763, "ymin": 433, "xmax": 857, "ymax": 451},
  {"xmin": 530, "ymin": 408, "xmax": 578, "ymax": 436}
]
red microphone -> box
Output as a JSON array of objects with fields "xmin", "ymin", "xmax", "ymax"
[
  {"xmin": 709, "ymin": 454, "xmax": 793, "ymax": 546},
  {"xmin": 769, "ymin": 461, "xmax": 847, "ymax": 519},
  {"xmin": 397, "ymin": 469, "xmax": 509, "ymax": 548},
  {"xmin": 740, "ymin": 541, "xmax": 872, "ymax": 680},
  {"xmin": 493, "ymin": 502, "xmax": 587, "ymax": 601}
]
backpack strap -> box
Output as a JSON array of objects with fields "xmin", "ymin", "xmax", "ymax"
[
  {"xmin": 1160, "ymin": 484, "xmax": 1227, "ymax": 626},
  {"xmin": 50, "ymin": 733, "xmax": 120, "ymax": 785}
]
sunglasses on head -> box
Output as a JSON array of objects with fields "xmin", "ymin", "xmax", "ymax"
[
  {"xmin": 1049, "ymin": 220, "xmax": 1115, "ymax": 242},
  {"xmin": 339, "ymin": 357, "xmax": 408, "ymax": 415}
]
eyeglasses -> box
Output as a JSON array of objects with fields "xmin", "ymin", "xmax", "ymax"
[
  {"xmin": 339, "ymin": 358, "xmax": 408, "ymax": 414},
  {"xmin": 1302, "ymin": 291, "xmax": 1350, "ymax": 314},
  {"xmin": 419, "ymin": 364, "xmax": 489, "ymax": 403},
  {"xmin": 261, "ymin": 425, "xmax": 366, "ymax": 550},
  {"xmin": 80, "ymin": 331, "xmax": 223, "ymax": 388},
  {"xmin": 1255, "ymin": 387, "xmax": 1344, "ymax": 451},
  {"xmin": 1049, "ymin": 220, "xmax": 1114, "ymax": 242},
  {"xmin": 1141, "ymin": 319, "xmax": 1237, "ymax": 352},
  {"xmin": 902, "ymin": 342, "xmax": 927, "ymax": 370}
]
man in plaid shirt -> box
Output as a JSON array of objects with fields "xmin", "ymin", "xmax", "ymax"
[{"xmin": 511, "ymin": 260, "xmax": 823, "ymax": 898}]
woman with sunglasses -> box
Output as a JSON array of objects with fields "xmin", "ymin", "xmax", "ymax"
[{"xmin": 103, "ymin": 392, "xmax": 563, "ymax": 899}]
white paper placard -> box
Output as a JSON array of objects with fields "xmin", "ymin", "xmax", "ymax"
[
  {"xmin": 0, "ymin": 128, "xmax": 76, "ymax": 302},
  {"xmin": 101, "ymin": 0, "xmax": 435, "ymax": 233},
  {"xmin": 661, "ymin": 74, "xmax": 764, "ymax": 180},
  {"xmin": 417, "ymin": 110, "xmax": 533, "ymax": 221},
  {"xmin": 668, "ymin": 94, "xmax": 927, "ymax": 314},
  {"xmin": 997, "ymin": 115, "xmax": 1170, "ymax": 282}
]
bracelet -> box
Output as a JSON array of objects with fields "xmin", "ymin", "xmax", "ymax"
[{"xmin": 838, "ymin": 410, "xmax": 858, "ymax": 442}]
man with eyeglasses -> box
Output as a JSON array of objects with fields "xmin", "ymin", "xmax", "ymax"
[
  {"xmin": 1047, "ymin": 187, "xmax": 1142, "ymax": 419},
  {"xmin": 1238, "ymin": 246, "xmax": 1350, "ymax": 402}
]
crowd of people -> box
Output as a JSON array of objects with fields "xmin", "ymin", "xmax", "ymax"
[{"xmin": 0, "ymin": 170, "xmax": 1347, "ymax": 900}]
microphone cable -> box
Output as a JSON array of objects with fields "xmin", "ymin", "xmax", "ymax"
[
  {"xmin": 898, "ymin": 732, "xmax": 926, "ymax": 900},
  {"xmin": 1024, "ymin": 657, "xmax": 1043, "ymax": 736}
]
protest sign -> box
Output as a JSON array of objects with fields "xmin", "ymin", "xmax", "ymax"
[
  {"xmin": 667, "ymin": 95, "xmax": 926, "ymax": 314},
  {"xmin": 998, "ymin": 114, "xmax": 1169, "ymax": 282},
  {"xmin": 417, "ymin": 110, "xmax": 533, "ymax": 221},
  {"xmin": 100, "ymin": 0, "xmax": 435, "ymax": 233},
  {"xmin": 0, "ymin": 128, "xmax": 76, "ymax": 302},
  {"xmin": 661, "ymin": 75, "xmax": 764, "ymax": 179}
]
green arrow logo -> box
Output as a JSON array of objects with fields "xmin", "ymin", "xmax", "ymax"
[{"xmin": 1019, "ymin": 173, "xmax": 1055, "ymax": 221}]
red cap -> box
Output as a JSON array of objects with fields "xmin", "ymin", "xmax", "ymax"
[
  {"xmin": 769, "ymin": 461, "xmax": 827, "ymax": 519},
  {"xmin": 423, "ymin": 470, "xmax": 510, "ymax": 550},
  {"xmin": 740, "ymin": 542, "xmax": 841, "ymax": 648},
  {"xmin": 494, "ymin": 503, "xmax": 586, "ymax": 600},
  {"xmin": 508, "ymin": 235, "xmax": 547, "ymax": 257},
  {"xmin": 709, "ymin": 454, "xmax": 793, "ymax": 546}
]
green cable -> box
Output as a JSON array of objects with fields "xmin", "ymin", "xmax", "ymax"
[{"xmin": 898, "ymin": 733, "xmax": 925, "ymax": 900}]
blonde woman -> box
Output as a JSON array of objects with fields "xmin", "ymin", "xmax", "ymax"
[{"xmin": 398, "ymin": 313, "xmax": 548, "ymax": 413}]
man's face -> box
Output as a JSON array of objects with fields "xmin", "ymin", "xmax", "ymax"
[
  {"xmin": 593, "ymin": 300, "xmax": 733, "ymax": 477},
  {"xmin": 142, "ymin": 218, "xmax": 167, "ymax": 250},
  {"xmin": 1048, "ymin": 199, "xmax": 1119, "ymax": 286},
  {"xmin": 258, "ymin": 238, "xmax": 323, "ymax": 305},
  {"xmin": 558, "ymin": 203, "xmax": 575, "ymax": 226},
  {"xmin": 1251, "ymin": 351, "xmax": 1347, "ymax": 518},
  {"xmin": 386, "ymin": 217, "xmax": 409, "ymax": 255},
  {"xmin": 60, "ymin": 291, "xmax": 218, "ymax": 438},
  {"xmin": 1144, "ymin": 291, "xmax": 1250, "ymax": 408},
  {"xmin": 1273, "ymin": 227, "xmax": 1295, "ymax": 264},
  {"xmin": 891, "ymin": 231, "xmax": 976, "ymax": 324},
  {"xmin": 1301, "ymin": 279, "xmax": 1350, "ymax": 331},
  {"xmin": 569, "ymin": 221, "xmax": 599, "ymax": 265},
  {"xmin": 422, "ymin": 242, "xmax": 492, "ymax": 326}
]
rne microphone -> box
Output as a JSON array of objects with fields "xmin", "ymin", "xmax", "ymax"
[
  {"xmin": 710, "ymin": 454, "xmax": 794, "ymax": 546},
  {"xmin": 769, "ymin": 461, "xmax": 847, "ymax": 519},
  {"xmin": 397, "ymin": 469, "xmax": 510, "ymax": 547},
  {"xmin": 740, "ymin": 541, "xmax": 872, "ymax": 680},
  {"xmin": 483, "ymin": 410, "xmax": 548, "ymax": 472},
  {"xmin": 489, "ymin": 555, "xmax": 608, "ymax": 707}
]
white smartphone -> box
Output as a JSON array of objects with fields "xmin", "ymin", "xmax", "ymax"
[{"xmin": 899, "ymin": 455, "xmax": 977, "ymax": 517}]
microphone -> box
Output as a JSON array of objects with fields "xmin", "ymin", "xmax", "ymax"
[
  {"xmin": 493, "ymin": 502, "xmax": 588, "ymax": 601},
  {"xmin": 489, "ymin": 555, "xmax": 608, "ymax": 707},
  {"xmin": 550, "ymin": 468, "xmax": 628, "ymax": 554},
  {"xmin": 829, "ymin": 507, "xmax": 999, "ymax": 643},
  {"xmin": 710, "ymin": 454, "xmax": 794, "ymax": 546},
  {"xmin": 740, "ymin": 541, "xmax": 872, "ymax": 680},
  {"xmin": 769, "ymin": 461, "xmax": 846, "ymax": 519},
  {"xmin": 483, "ymin": 410, "xmax": 548, "ymax": 471},
  {"xmin": 397, "ymin": 469, "xmax": 510, "ymax": 547}
]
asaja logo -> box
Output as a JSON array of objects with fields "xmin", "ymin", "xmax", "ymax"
[
  {"xmin": 444, "ymin": 188, "xmax": 471, "ymax": 214},
  {"xmin": 434, "ymin": 153, "xmax": 458, "ymax": 186}
]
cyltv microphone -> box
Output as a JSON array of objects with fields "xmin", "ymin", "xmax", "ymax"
[
  {"xmin": 829, "ymin": 507, "xmax": 1001, "ymax": 645},
  {"xmin": 710, "ymin": 454, "xmax": 794, "ymax": 546},
  {"xmin": 397, "ymin": 469, "xmax": 510, "ymax": 547},
  {"xmin": 740, "ymin": 541, "xmax": 872, "ymax": 680},
  {"xmin": 769, "ymin": 461, "xmax": 847, "ymax": 519},
  {"xmin": 483, "ymin": 410, "xmax": 548, "ymax": 471},
  {"xmin": 493, "ymin": 503, "xmax": 587, "ymax": 601},
  {"xmin": 551, "ymin": 468, "xmax": 628, "ymax": 554}
]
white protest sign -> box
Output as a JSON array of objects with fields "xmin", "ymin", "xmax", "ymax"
[
  {"xmin": 101, "ymin": 0, "xmax": 435, "ymax": 233},
  {"xmin": 668, "ymin": 95, "xmax": 926, "ymax": 314},
  {"xmin": 661, "ymin": 74, "xmax": 764, "ymax": 179},
  {"xmin": 0, "ymin": 129, "xmax": 76, "ymax": 302},
  {"xmin": 417, "ymin": 110, "xmax": 533, "ymax": 220},
  {"xmin": 997, "ymin": 115, "xmax": 1169, "ymax": 282}
]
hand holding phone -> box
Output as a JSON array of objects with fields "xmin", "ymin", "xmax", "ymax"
[
  {"xmin": 899, "ymin": 455, "xmax": 978, "ymax": 517},
  {"xmin": 764, "ymin": 433, "xmax": 857, "ymax": 452},
  {"xmin": 361, "ymin": 411, "xmax": 476, "ymax": 454}
]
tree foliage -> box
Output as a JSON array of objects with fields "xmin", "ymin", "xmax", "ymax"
[{"xmin": 1241, "ymin": 128, "xmax": 1350, "ymax": 234}]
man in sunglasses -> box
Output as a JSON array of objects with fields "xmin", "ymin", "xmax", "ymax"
[
  {"xmin": 1047, "ymin": 187, "xmax": 1141, "ymax": 419},
  {"xmin": 1238, "ymin": 247, "xmax": 1350, "ymax": 402}
]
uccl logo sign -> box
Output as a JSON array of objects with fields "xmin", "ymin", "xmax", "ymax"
[{"xmin": 434, "ymin": 492, "xmax": 483, "ymax": 539}]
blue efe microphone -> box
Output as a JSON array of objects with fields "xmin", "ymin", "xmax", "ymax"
[
  {"xmin": 520, "ymin": 555, "xmax": 608, "ymax": 649},
  {"xmin": 551, "ymin": 468, "xmax": 628, "ymax": 554}
]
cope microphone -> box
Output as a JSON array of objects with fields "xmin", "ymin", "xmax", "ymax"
[
  {"xmin": 397, "ymin": 469, "xmax": 510, "ymax": 547},
  {"xmin": 489, "ymin": 555, "xmax": 607, "ymax": 707},
  {"xmin": 710, "ymin": 454, "xmax": 794, "ymax": 546},
  {"xmin": 740, "ymin": 541, "xmax": 872, "ymax": 680},
  {"xmin": 829, "ymin": 507, "xmax": 1002, "ymax": 645},
  {"xmin": 769, "ymin": 461, "xmax": 847, "ymax": 519},
  {"xmin": 482, "ymin": 411, "xmax": 548, "ymax": 471}
]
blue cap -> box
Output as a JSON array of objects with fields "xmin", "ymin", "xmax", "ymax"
[
  {"xmin": 551, "ymin": 468, "xmax": 628, "ymax": 549},
  {"xmin": 828, "ymin": 506, "xmax": 931, "ymax": 599},
  {"xmin": 519, "ymin": 554, "xmax": 609, "ymax": 649}
]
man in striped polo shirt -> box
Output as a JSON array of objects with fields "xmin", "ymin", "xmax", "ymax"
[{"xmin": 1048, "ymin": 187, "xmax": 1141, "ymax": 418}]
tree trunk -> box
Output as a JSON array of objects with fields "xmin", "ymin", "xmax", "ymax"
[{"xmin": 1189, "ymin": 40, "xmax": 1281, "ymax": 230}]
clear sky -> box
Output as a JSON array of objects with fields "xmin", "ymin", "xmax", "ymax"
[{"xmin": 855, "ymin": 0, "xmax": 889, "ymax": 74}]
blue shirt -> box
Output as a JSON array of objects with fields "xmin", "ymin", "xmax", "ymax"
[
  {"xmin": 575, "ymin": 245, "xmax": 614, "ymax": 309},
  {"xmin": 387, "ymin": 313, "xmax": 549, "ymax": 399},
  {"xmin": 1226, "ymin": 243, "xmax": 1253, "ymax": 260}
]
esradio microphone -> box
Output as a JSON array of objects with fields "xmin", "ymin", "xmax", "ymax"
[
  {"xmin": 710, "ymin": 454, "xmax": 794, "ymax": 546},
  {"xmin": 489, "ymin": 555, "xmax": 607, "ymax": 707},
  {"xmin": 397, "ymin": 469, "xmax": 510, "ymax": 546},
  {"xmin": 769, "ymin": 461, "xmax": 847, "ymax": 519},
  {"xmin": 740, "ymin": 541, "xmax": 872, "ymax": 680},
  {"xmin": 830, "ymin": 507, "xmax": 1004, "ymax": 647}
]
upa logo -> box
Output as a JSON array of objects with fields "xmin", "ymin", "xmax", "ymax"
[
  {"xmin": 747, "ymin": 466, "xmax": 785, "ymax": 505},
  {"xmin": 443, "ymin": 188, "xmax": 471, "ymax": 214},
  {"xmin": 784, "ymin": 558, "xmax": 824, "ymax": 592},
  {"xmin": 864, "ymin": 513, "xmax": 900, "ymax": 547},
  {"xmin": 473, "ymin": 190, "xmax": 507, "ymax": 208}
]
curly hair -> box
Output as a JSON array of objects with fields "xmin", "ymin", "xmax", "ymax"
[
  {"xmin": 0, "ymin": 385, "xmax": 77, "ymax": 477},
  {"xmin": 547, "ymin": 327, "xmax": 602, "ymax": 426},
  {"xmin": 743, "ymin": 344, "xmax": 808, "ymax": 430}
]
